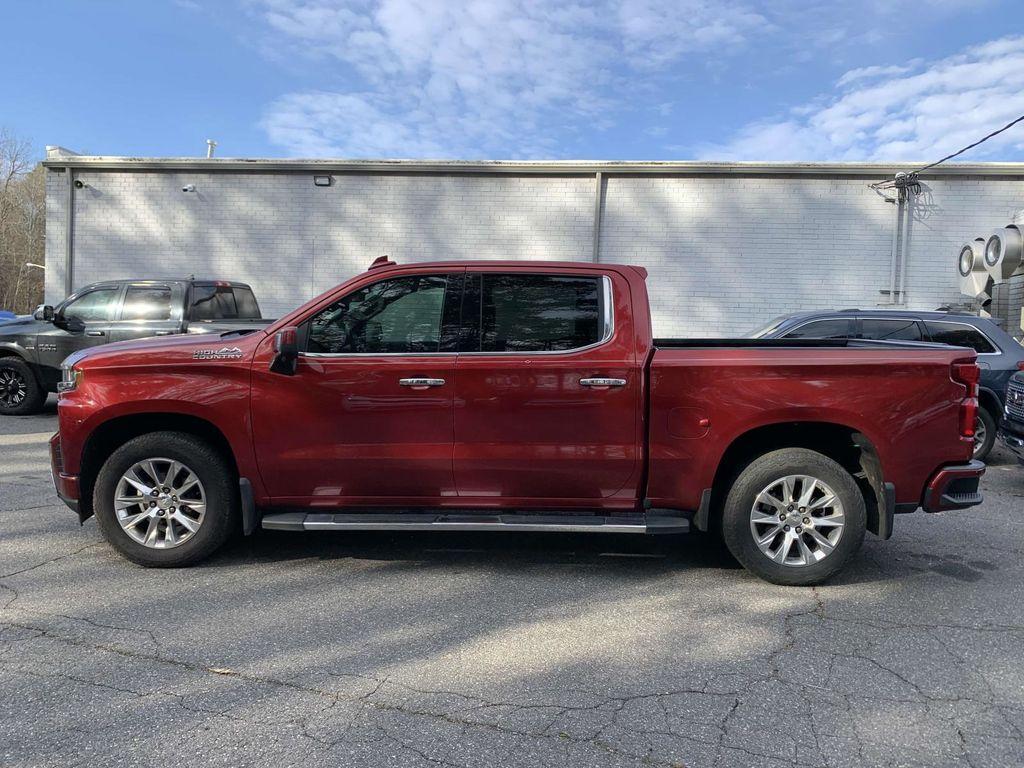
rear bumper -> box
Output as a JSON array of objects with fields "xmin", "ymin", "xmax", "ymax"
[
  {"xmin": 49, "ymin": 432, "xmax": 80, "ymax": 513},
  {"xmin": 998, "ymin": 419, "xmax": 1024, "ymax": 462},
  {"xmin": 921, "ymin": 460, "xmax": 985, "ymax": 513}
]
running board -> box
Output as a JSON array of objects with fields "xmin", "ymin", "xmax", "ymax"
[{"xmin": 260, "ymin": 511, "xmax": 689, "ymax": 535}]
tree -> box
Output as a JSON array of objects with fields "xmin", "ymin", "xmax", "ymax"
[{"xmin": 0, "ymin": 129, "xmax": 45, "ymax": 314}]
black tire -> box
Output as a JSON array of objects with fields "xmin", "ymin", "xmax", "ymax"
[
  {"xmin": 0, "ymin": 357, "xmax": 46, "ymax": 415},
  {"xmin": 973, "ymin": 407, "xmax": 996, "ymax": 462},
  {"xmin": 721, "ymin": 448, "xmax": 866, "ymax": 586},
  {"xmin": 93, "ymin": 431, "xmax": 238, "ymax": 567}
]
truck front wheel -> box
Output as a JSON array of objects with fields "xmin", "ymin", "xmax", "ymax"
[
  {"xmin": 92, "ymin": 432, "xmax": 238, "ymax": 567},
  {"xmin": 721, "ymin": 448, "xmax": 866, "ymax": 586},
  {"xmin": 0, "ymin": 358, "xmax": 46, "ymax": 415}
]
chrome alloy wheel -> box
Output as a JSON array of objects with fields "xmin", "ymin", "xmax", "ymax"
[
  {"xmin": 114, "ymin": 458, "xmax": 206, "ymax": 549},
  {"xmin": 749, "ymin": 474, "xmax": 845, "ymax": 567},
  {"xmin": 0, "ymin": 368, "xmax": 27, "ymax": 408},
  {"xmin": 973, "ymin": 415, "xmax": 986, "ymax": 455}
]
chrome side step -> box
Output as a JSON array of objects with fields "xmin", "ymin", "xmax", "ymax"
[{"xmin": 261, "ymin": 511, "xmax": 689, "ymax": 535}]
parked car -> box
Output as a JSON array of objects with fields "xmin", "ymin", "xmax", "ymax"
[
  {"xmin": 747, "ymin": 310, "xmax": 1024, "ymax": 461},
  {"xmin": 51, "ymin": 259, "xmax": 984, "ymax": 586},
  {"xmin": 998, "ymin": 371, "xmax": 1024, "ymax": 464},
  {"xmin": 0, "ymin": 278, "xmax": 270, "ymax": 415}
]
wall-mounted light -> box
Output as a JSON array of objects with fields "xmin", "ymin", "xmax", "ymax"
[{"xmin": 313, "ymin": 175, "xmax": 332, "ymax": 187}]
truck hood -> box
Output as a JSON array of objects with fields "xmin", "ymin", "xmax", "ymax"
[
  {"xmin": 0, "ymin": 316, "xmax": 48, "ymax": 335},
  {"xmin": 66, "ymin": 328, "xmax": 267, "ymax": 369}
]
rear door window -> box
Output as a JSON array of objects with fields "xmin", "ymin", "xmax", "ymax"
[
  {"xmin": 122, "ymin": 285, "xmax": 172, "ymax": 321},
  {"xmin": 925, "ymin": 321, "xmax": 997, "ymax": 353},
  {"xmin": 463, "ymin": 274, "xmax": 604, "ymax": 353},
  {"xmin": 781, "ymin": 318, "xmax": 851, "ymax": 339},
  {"xmin": 859, "ymin": 318, "xmax": 923, "ymax": 341}
]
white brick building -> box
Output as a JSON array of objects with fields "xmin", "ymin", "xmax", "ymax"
[{"xmin": 42, "ymin": 148, "xmax": 1024, "ymax": 336}]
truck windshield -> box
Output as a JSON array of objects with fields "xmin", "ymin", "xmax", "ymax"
[{"xmin": 189, "ymin": 285, "xmax": 261, "ymax": 321}]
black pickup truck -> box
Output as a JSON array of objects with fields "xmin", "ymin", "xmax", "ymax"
[{"xmin": 0, "ymin": 278, "xmax": 270, "ymax": 415}]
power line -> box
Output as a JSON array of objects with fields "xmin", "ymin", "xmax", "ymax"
[
  {"xmin": 871, "ymin": 111, "xmax": 1024, "ymax": 195},
  {"xmin": 911, "ymin": 112, "xmax": 1024, "ymax": 175}
]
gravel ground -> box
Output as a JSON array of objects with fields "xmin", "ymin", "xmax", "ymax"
[{"xmin": 2, "ymin": 401, "xmax": 1023, "ymax": 768}]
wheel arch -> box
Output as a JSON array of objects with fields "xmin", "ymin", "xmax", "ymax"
[
  {"xmin": 78, "ymin": 413, "xmax": 240, "ymax": 522},
  {"xmin": 701, "ymin": 421, "xmax": 889, "ymax": 539}
]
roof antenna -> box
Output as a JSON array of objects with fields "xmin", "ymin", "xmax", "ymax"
[{"xmin": 206, "ymin": 139, "xmax": 217, "ymax": 158}]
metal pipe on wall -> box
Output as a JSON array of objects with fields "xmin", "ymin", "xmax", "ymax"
[
  {"xmin": 592, "ymin": 171, "xmax": 603, "ymax": 262},
  {"xmin": 65, "ymin": 167, "xmax": 75, "ymax": 296}
]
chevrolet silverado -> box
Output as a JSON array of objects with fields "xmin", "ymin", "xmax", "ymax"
[{"xmin": 51, "ymin": 259, "xmax": 985, "ymax": 585}]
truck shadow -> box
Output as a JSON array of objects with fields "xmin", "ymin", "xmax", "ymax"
[{"xmin": 211, "ymin": 528, "xmax": 745, "ymax": 577}]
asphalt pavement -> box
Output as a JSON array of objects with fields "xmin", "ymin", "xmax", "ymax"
[{"xmin": 2, "ymin": 400, "xmax": 1023, "ymax": 767}]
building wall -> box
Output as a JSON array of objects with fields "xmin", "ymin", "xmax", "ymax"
[{"xmin": 44, "ymin": 165, "xmax": 1024, "ymax": 336}]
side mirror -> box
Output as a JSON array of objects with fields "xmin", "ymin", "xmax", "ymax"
[
  {"xmin": 59, "ymin": 315, "xmax": 85, "ymax": 333},
  {"xmin": 33, "ymin": 304, "xmax": 54, "ymax": 322},
  {"xmin": 270, "ymin": 326, "xmax": 299, "ymax": 375}
]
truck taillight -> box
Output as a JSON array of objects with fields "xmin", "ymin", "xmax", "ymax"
[
  {"xmin": 959, "ymin": 397, "xmax": 978, "ymax": 438},
  {"xmin": 952, "ymin": 359, "xmax": 980, "ymax": 440},
  {"xmin": 951, "ymin": 361, "xmax": 980, "ymax": 393}
]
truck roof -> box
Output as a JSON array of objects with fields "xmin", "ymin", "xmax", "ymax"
[{"xmin": 365, "ymin": 258, "xmax": 647, "ymax": 277}]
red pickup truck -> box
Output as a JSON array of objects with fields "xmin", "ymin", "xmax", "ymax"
[{"xmin": 51, "ymin": 259, "xmax": 985, "ymax": 585}]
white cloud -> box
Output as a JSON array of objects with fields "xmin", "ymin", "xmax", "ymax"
[
  {"xmin": 255, "ymin": 0, "xmax": 771, "ymax": 157},
  {"xmin": 697, "ymin": 36, "xmax": 1024, "ymax": 162}
]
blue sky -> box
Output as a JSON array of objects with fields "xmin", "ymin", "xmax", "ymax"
[{"xmin": 4, "ymin": 0, "xmax": 1024, "ymax": 162}]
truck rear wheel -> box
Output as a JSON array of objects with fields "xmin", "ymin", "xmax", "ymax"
[
  {"xmin": 92, "ymin": 432, "xmax": 238, "ymax": 567},
  {"xmin": 721, "ymin": 448, "xmax": 866, "ymax": 586},
  {"xmin": 0, "ymin": 358, "xmax": 46, "ymax": 415}
]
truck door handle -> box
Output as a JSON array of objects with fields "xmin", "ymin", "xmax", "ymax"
[
  {"xmin": 579, "ymin": 377, "xmax": 627, "ymax": 388},
  {"xmin": 86, "ymin": 330, "xmax": 105, "ymax": 337},
  {"xmin": 155, "ymin": 331, "xmax": 173, "ymax": 336},
  {"xmin": 399, "ymin": 377, "xmax": 446, "ymax": 389}
]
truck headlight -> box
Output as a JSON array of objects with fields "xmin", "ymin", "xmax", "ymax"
[{"xmin": 58, "ymin": 364, "xmax": 82, "ymax": 393}]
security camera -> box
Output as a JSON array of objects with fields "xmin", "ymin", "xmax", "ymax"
[
  {"xmin": 181, "ymin": 184, "xmax": 195, "ymax": 193},
  {"xmin": 73, "ymin": 179, "xmax": 87, "ymax": 189}
]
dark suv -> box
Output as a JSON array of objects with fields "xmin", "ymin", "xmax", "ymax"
[{"xmin": 747, "ymin": 310, "xmax": 1024, "ymax": 461}]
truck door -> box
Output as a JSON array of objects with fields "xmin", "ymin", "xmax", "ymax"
[
  {"xmin": 36, "ymin": 284, "xmax": 124, "ymax": 370},
  {"xmin": 110, "ymin": 283, "xmax": 182, "ymax": 343},
  {"xmin": 250, "ymin": 271, "xmax": 462, "ymax": 503},
  {"xmin": 453, "ymin": 270, "xmax": 641, "ymax": 503}
]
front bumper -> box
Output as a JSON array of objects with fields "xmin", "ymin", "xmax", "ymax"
[
  {"xmin": 921, "ymin": 460, "xmax": 985, "ymax": 512},
  {"xmin": 49, "ymin": 432, "xmax": 80, "ymax": 514},
  {"xmin": 998, "ymin": 419, "xmax": 1024, "ymax": 463}
]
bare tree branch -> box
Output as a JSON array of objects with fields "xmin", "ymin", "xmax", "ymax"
[{"xmin": 0, "ymin": 129, "xmax": 45, "ymax": 313}]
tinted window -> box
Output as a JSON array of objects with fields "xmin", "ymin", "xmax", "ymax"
[
  {"xmin": 473, "ymin": 274, "xmax": 602, "ymax": 353},
  {"xmin": 122, "ymin": 286, "xmax": 172, "ymax": 321},
  {"xmin": 925, "ymin": 321, "xmax": 996, "ymax": 354},
  {"xmin": 232, "ymin": 287, "xmax": 261, "ymax": 319},
  {"xmin": 782, "ymin": 318, "xmax": 851, "ymax": 339},
  {"xmin": 62, "ymin": 287, "xmax": 120, "ymax": 322},
  {"xmin": 307, "ymin": 275, "xmax": 448, "ymax": 354},
  {"xmin": 190, "ymin": 285, "xmax": 259, "ymax": 321},
  {"xmin": 859, "ymin": 318, "xmax": 922, "ymax": 341}
]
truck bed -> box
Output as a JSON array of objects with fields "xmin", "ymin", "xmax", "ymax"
[{"xmin": 646, "ymin": 342, "xmax": 977, "ymax": 516}]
